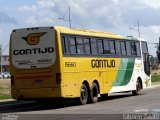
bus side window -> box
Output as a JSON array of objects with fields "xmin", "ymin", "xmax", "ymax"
[
  {"xmin": 90, "ymin": 38, "xmax": 98, "ymax": 55},
  {"xmin": 120, "ymin": 41, "xmax": 127, "ymax": 56},
  {"xmin": 69, "ymin": 37, "xmax": 76, "ymax": 54},
  {"xmin": 76, "ymin": 37, "xmax": 84, "ymax": 54},
  {"xmin": 141, "ymin": 42, "xmax": 148, "ymax": 53},
  {"xmin": 131, "ymin": 42, "xmax": 137, "ymax": 55},
  {"xmin": 110, "ymin": 40, "xmax": 116, "ymax": 55},
  {"xmin": 136, "ymin": 42, "xmax": 141, "ymax": 56},
  {"xmin": 115, "ymin": 40, "xmax": 121, "ymax": 55},
  {"xmin": 84, "ymin": 38, "xmax": 91, "ymax": 55},
  {"xmin": 62, "ymin": 36, "xmax": 69, "ymax": 54},
  {"xmin": 97, "ymin": 39, "xmax": 103, "ymax": 54},
  {"xmin": 126, "ymin": 41, "xmax": 131, "ymax": 56},
  {"xmin": 103, "ymin": 39, "xmax": 110, "ymax": 55}
]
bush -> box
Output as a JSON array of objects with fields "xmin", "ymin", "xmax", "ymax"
[{"xmin": 151, "ymin": 75, "xmax": 160, "ymax": 82}]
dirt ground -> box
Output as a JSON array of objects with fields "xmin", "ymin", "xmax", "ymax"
[
  {"xmin": 151, "ymin": 69, "xmax": 160, "ymax": 75},
  {"xmin": 0, "ymin": 79, "xmax": 11, "ymax": 96}
]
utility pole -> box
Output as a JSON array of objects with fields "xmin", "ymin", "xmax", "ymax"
[
  {"xmin": 157, "ymin": 38, "xmax": 160, "ymax": 67},
  {"xmin": 0, "ymin": 44, "xmax": 2, "ymax": 79},
  {"xmin": 68, "ymin": 7, "xmax": 71, "ymax": 29},
  {"xmin": 0, "ymin": 44, "xmax": 9, "ymax": 79},
  {"xmin": 58, "ymin": 7, "xmax": 72, "ymax": 29},
  {"xmin": 137, "ymin": 20, "xmax": 140, "ymax": 38},
  {"xmin": 150, "ymin": 39, "xmax": 160, "ymax": 70},
  {"xmin": 130, "ymin": 20, "xmax": 141, "ymax": 38}
]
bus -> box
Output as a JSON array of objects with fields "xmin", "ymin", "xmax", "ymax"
[{"xmin": 10, "ymin": 26, "xmax": 151, "ymax": 105}]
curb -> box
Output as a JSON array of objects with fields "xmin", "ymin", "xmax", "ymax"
[
  {"xmin": 150, "ymin": 82, "xmax": 160, "ymax": 89},
  {"xmin": 150, "ymin": 84, "xmax": 160, "ymax": 89}
]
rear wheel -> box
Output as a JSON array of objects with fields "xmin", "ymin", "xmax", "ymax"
[
  {"xmin": 79, "ymin": 84, "xmax": 88, "ymax": 105},
  {"xmin": 132, "ymin": 80, "xmax": 142, "ymax": 95},
  {"xmin": 90, "ymin": 83, "xmax": 99, "ymax": 103}
]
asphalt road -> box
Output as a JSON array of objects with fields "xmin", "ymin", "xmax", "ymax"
[{"xmin": 1, "ymin": 86, "xmax": 160, "ymax": 120}]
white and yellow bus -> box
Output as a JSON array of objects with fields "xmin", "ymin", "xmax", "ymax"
[{"xmin": 10, "ymin": 26, "xmax": 151, "ymax": 105}]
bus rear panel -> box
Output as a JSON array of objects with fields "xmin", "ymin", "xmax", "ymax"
[{"xmin": 10, "ymin": 27, "xmax": 62, "ymax": 99}]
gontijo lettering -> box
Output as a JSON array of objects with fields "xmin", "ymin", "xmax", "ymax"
[
  {"xmin": 91, "ymin": 59, "xmax": 115, "ymax": 68},
  {"xmin": 13, "ymin": 47, "xmax": 54, "ymax": 55}
]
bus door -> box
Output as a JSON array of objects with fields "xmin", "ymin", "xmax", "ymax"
[
  {"xmin": 143, "ymin": 53, "xmax": 151, "ymax": 76},
  {"xmin": 141, "ymin": 42, "xmax": 151, "ymax": 76}
]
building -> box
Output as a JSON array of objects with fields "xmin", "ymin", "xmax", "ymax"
[{"xmin": 0, "ymin": 55, "xmax": 9, "ymax": 72}]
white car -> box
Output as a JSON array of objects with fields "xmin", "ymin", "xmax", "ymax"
[{"xmin": 0, "ymin": 72, "xmax": 10, "ymax": 78}]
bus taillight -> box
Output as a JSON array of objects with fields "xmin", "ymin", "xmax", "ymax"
[{"xmin": 56, "ymin": 73, "xmax": 61, "ymax": 84}]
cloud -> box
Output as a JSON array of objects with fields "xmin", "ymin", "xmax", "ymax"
[
  {"xmin": 25, "ymin": 16, "xmax": 37, "ymax": 26},
  {"xmin": 149, "ymin": 26, "xmax": 160, "ymax": 35},
  {"xmin": 1, "ymin": 0, "xmax": 159, "ymax": 56},
  {"xmin": 0, "ymin": 12, "xmax": 18, "ymax": 25},
  {"xmin": 18, "ymin": 5, "xmax": 37, "ymax": 12},
  {"xmin": 25, "ymin": 16, "xmax": 55, "ymax": 27},
  {"xmin": 37, "ymin": 0, "xmax": 55, "ymax": 10},
  {"xmin": 141, "ymin": 0, "xmax": 160, "ymax": 9},
  {"xmin": 121, "ymin": 2, "xmax": 160, "ymax": 27},
  {"xmin": 17, "ymin": 0, "xmax": 124, "ymax": 28},
  {"xmin": 18, "ymin": 0, "xmax": 56, "ymax": 26},
  {"xmin": 0, "ymin": 29, "xmax": 2, "ymax": 38},
  {"xmin": 54, "ymin": 0, "xmax": 124, "ymax": 29},
  {"xmin": 17, "ymin": 0, "xmax": 160, "ymax": 30}
]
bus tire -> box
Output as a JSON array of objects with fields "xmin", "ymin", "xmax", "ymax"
[
  {"xmin": 132, "ymin": 80, "xmax": 141, "ymax": 96},
  {"xmin": 79, "ymin": 84, "xmax": 88, "ymax": 105},
  {"xmin": 90, "ymin": 83, "xmax": 99, "ymax": 103}
]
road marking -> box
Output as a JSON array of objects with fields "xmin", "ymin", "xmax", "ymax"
[
  {"xmin": 152, "ymin": 109, "xmax": 160, "ymax": 114},
  {"xmin": 150, "ymin": 84, "xmax": 160, "ymax": 89},
  {"xmin": 134, "ymin": 109, "xmax": 149, "ymax": 113}
]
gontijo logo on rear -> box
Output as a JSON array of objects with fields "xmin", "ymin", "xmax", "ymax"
[
  {"xmin": 12, "ymin": 29, "xmax": 56, "ymax": 68},
  {"xmin": 22, "ymin": 32, "xmax": 46, "ymax": 45}
]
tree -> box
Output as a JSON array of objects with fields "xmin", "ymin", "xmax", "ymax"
[{"xmin": 158, "ymin": 39, "xmax": 160, "ymax": 63}]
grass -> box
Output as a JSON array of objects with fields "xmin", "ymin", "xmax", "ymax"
[
  {"xmin": 0, "ymin": 95, "xmax": 11, "ymax": 99},
  {"xmin": 0, "ymin": 79, "xmax": 12, "ymax": 99},
  {"xmin": 151, "ymin": 74, "xmax": 160, "ymax": 82}
]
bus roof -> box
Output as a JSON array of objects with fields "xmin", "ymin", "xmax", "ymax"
[
  {"xmin": 54, "ymin": 26, "xmax": 124, "ymax": 39},
  {"xmin": 125, "ymin": 36, "xmax": 147, "ymax": 42},
  {"xmin": 12, "ymin": 26, "xmax": 146, "ymax": 42}
]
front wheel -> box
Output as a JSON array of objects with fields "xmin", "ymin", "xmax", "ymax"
[
  {"xmin": 90, "ymin": 83, "xmax": 99, "ymax": 103},
  {"xmin": 132, "ymin": 80, "xmax": 142, "ymax": 95},
  {"xmin": 79, "ymin": 84, "xmax": 88, "ymax": 105}
]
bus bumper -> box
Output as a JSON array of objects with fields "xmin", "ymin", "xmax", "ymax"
[{"xmin": 11, "ymin": 87, "xmax": 63, "ymax": 99}]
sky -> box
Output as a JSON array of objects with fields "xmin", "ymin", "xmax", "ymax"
[{"xmin": 0, "ymin": 0, "xmax": 160, "ymax": 56}]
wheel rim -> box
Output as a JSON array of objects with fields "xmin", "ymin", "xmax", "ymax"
[
  {"xmin": 81, "ymin": 86, "xmax": 88, "ymax": 103},
  {"xmin": 81, "ymin": 89, "xmax": 86, "ymax": 100},
  {"xmin": 90, "ymin": 83, "xmax": 98, "ymax": 103},
  {"xmin": 136, "ymin": 81, "xmax": 141, "ymax": 92},
  {"xmin": 92, "ymin": 86, "xmax": 98, "ymax": 98}
]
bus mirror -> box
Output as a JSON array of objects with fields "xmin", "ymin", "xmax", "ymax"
[
  {"xmin": 148, "ymin": 54, "xmax": 153, "ymax": 67},
  {"xmin": 157, "ymin": 50, "xmax": 160, "ymax": 63}
]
